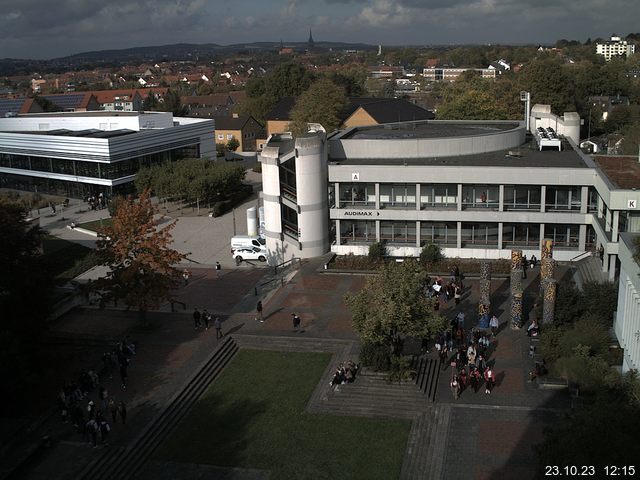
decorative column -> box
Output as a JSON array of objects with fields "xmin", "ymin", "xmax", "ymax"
[
  {"xmin": 542, "ymin": 279, "xmax": 557, "ymax": 324},
  {"xmin": 479, "ymin": 261, "xmax": 491, "ymax": 327},
  {"xmin": 541, "ymin": 238, "xmax": 553, "ymax": 259},
  {"xmin": 510, "ymin": 250, "xmax": 524, "ymax": 328}
]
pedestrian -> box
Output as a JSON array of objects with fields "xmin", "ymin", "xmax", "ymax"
[
  {"xmin": 477, "ymin": 354, "xmax": 487, "ymax": 376},
  {"xmin": 489, "ymin": 315, "xmax": 499, "ymax": 337},
  {"xmin": 202, "ymin": 309, "xmax": 211, "ymax": 330},
  {"xmin": 255, "ymin": 300, "xmax": 263, "ymax": 322},
  {"xmin": 99, "ymin": 419, "xmax": 111, "ymax": 446},
  {"xmin": 117, "ymin": 401, "xmax": 127, "ymax": 425},
  {"xmin": 470, "ymin": 367, "xmax": 481, "ymax": 393},
  {"xmin": 291, "ymin": 313, "xmax": 301, "ymax": 331},
  {"xmin": 86, "ymin": 418, "xmax": 98, "ymax": 448},
  {"xmin": 87, "ymin": 400, "xmax": 95, "ymax": 418},
  {"xmin": 530, "ymin": 254, "xmax": 537, "ymax": 268},
  {"xmin": 98, "ymin": 385, "xmax": 109, "ymax": 410},
  {"xmin": 193, "ymin": 308, "xmax": 202, "ymax": 329},
  {"xmin": 598, "ymin": 244, "xmax": 604, "ymax": 264},
  {"xmin": 213, "ymin": 316, "xmax": 223, "ymax": 339},
  {"xmin": 108, "ymin": 398, "xmax": 117, "ymax": 424},
  {"xmin": 215, "ymin": 261, "xmax": 222, "ymax": 278},
  {"xmin": 439, "ymin": 344, "xmax": 449, "ymax": 370},
  {"xmin": 456, "ymin": 311, "xmax": 465, "ymax": 329},
  {"xmin": 119, "ymin": 363, "xmax": 128, "ymax": 389},
  {"xmin": 450, "ymin": 376, "xmax": 461, "ymax": 400},
  {"xmin": 522, "ymin": 255, "xmax": 527, "ymax": 279},
  {"xmin": 484, "ymin": 367, "xmax": 495, "ymax": 394},
  {"xmin": 183, "ymin": 269, "xmax": 190, "ymax": 285},
  {"xmin": 454, "ymin": 284, "xmax": 461, "ymax": 305}
]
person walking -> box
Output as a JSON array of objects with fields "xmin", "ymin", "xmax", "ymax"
[
  {"xmin": 202, "ymin": 309, "xmax": 211, "ymax": 330},
  {"xmin": 484, "ymin": 367, "xmax": 495, "ymax": 394},
  {"xmin": 489, "ymin": 315, "xmax": 499, "ymax": 337},
  {"xmin": 99, "ymin": 419, "xmax": 111, "ymax": 446},
  {"xmin": 450, "ymin": 376, "xmax": 461, "ymax": 400},
  {"xmin": 292, "ymin": 313, "xmax": 301, "ymax": 331},
  {"xmin": 215, "ymin": 261, "xmax": 222, "ymax": 278},
  {"xmin": 108, "ymin": 399, "xmax": 117, "ymax": 424},
  {"xmin": 117, "ymin": 401, "xmax": 127, "ymax": 425},
  {"xmin": 255, "ymin": 300, "xmax": 264, "ymax": 322},
  {"xmin": 86, "ymin": 418, "xmax": 98, "ymax": 448},
  {"xmin": 439, "ymin": 344, "xmax": 449, "ymax": 370},
  {"xmin": 119, "ymin": 362, "xmax": 128, "ymax": 390},
  {"xmin": 214, "ymin": 316, "xmax": 223, "ymax": 339},
  {"xmin": 193, "ymin": 308, "xmax": 202, "ymax": 329}
]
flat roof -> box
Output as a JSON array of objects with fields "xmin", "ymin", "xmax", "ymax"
[
  {"xmin": 17, "ymin": 128, "xmax": 137, "ymax": 139},
  {"xmin": 340, "ymin": 121, "xmax": 520, "ymax": 140},
  {"xmin": 593, "ymin": 156, "xmax": 640, "ymax": 189},
  {"xmin": 330, "ymin": 136, "xmax": 590, "ymax": 169},
  {"xmin": 15, "ymin": 111, "xmax": 160, "ymax": 118}
]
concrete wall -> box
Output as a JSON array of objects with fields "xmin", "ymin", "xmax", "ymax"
[
  {"xmin": 614, "ymin": 233, "xmax": 640, "ymax": 373},
  {"xmin": 0, "ymin": 111, "xmax": 174, "ymax": 131}
]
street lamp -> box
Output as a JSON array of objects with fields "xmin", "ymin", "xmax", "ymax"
[{"xmin": 520, "ymin": 91, "xmax": 531, "ymax": 132}]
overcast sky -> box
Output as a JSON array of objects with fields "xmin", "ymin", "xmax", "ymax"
[{"xmin": 1, "ymin": 0, "xmax": 639, "ymax": 60}]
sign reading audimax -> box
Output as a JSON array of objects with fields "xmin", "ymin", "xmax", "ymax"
[{"xmin": 343, "ymin": 211, "xmax": 380, "ymax": 216}]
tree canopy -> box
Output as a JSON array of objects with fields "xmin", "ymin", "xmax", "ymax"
[
  {"xmin": 95, "ymin": 189, "xmax": 185, "ymax": 323},
  {"xmin": 344, "ymin": 259, "xmax": 446, "ymax": 347},
  {"xmin": 289, "ymin": 78, "xmax": 348, "ymax": 134}
]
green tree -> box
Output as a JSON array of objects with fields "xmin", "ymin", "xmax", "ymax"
[
  {"xmin": 95, "ymin": 189, "xmax": 186, "ymax": 324},
  {"xmin": 289, "ymin": 78, "xmax": 347, "ymax": 134},
  {"xmin": 345, "ymin": 259, "xmax": 447, "ymax": 349},
  {"xmin": 227, "ymin": 137, "xmax": 240, "ymax": 152},
  {"xmin": 518, "ymin": 56, "xmax": 576, "ymax": 113}
]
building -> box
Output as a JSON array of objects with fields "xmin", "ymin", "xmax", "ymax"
[
  {"xmin": 0, "ymin": 111, "xmax": 215, "ymax": 198},
  {"xmin": 259, "ymin": 105, "xmax": 640, "ymax": 282},
  {"xmin": 213, "ymin": 115, "xmax": 263, "ymax": 152},
  {"xmin": 422, "ymin": 67, "xmax": 496, "ymax": 82},
  {"xmin": 596, "ymin": 35, "xmax": 636, "ymax": 61},
  {"xmin": 614, "ymin": 233, "xmax": 640, "ymax": 373},
  {"xmin": 92, "ymin": 90, "xmax": 143, "ymax": 112},
  {"xmin": 181, "ymin": 93, "xmax": 243, "ymax": 118}
]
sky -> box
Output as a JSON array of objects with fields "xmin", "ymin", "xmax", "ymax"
[{"xmin": 1, "ymin": 0, "xmax": 639, "ymax": 60}]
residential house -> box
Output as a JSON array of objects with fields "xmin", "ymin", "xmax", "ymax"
[
  {"xmin": 213, "ymin": 114, "xmax": 263, "ymax": 152},
  {"xmin": 597, "ymin": 35, "xmax": 636, "ymax": 61}
]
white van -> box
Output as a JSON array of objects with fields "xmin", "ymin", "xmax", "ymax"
[{"xmin": 230, "ymin": 235, "xmax": 267, "ymax": 263}]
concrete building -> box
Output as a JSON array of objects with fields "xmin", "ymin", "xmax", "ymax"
[
  {"xmin": 596, "ymin": 35, "xmax": 636, "ymax": 61},
  {"xmin": 259, "ymin": 105, "xmax": 640, "ymax": 279},
  {"xmin": 0, "ymin": 111, "xmax": 215, "ymax": 198},
  {"xmin": 422, "ymin": 67, "xmax": 496, "ymax": 82},
  {"xmin": 614, "ymin": 233, "xmax": 640, "ymax": 373}
]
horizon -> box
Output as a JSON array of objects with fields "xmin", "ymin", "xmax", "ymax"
[{"xmin": 1, "ymin": 0, "xmax": 638, "ymax": 60}]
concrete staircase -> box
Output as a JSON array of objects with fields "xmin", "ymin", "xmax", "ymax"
[
  {"xmin": 412, "ymin": 356, "xmax": 441, "ymax": 402},
  {"xmin": 573, "ymin": 254, "xmax": 607, "ymax": 287},
  {"xmin": 399, "ymin": 404, "xmax": 452, "ymax": 480},
  {"xmin": 79, "ymin": 336, "xmax": 239, "ymax": 480}
]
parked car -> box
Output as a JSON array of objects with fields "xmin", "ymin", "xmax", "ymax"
[{"xmin": 233, "ymin": 247, "xmax": 267, "ymax": 263}]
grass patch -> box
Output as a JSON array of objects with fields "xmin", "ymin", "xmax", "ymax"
[
  {"xmin": 77, "ymin": 217, "xmax": 112, "ymax": 233},
  {"xmin": 42, "ymin": 236, "xmax": 102, "ymax": 283},
  {"xmin": 156, "ymin": 350, "xmax": 410, "ymax": 480}
]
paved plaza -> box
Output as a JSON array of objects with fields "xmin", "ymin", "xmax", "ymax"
[{"xmin": 1, "ymin": 175, "xmax": 577, "ymax": 479}]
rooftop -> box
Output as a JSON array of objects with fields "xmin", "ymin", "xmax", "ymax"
[
  {"xmin": 330, "ymin": 136, "xmax": 590, "ymax": 169},
  {"xmin": 593, "ymin": 156, "xmax": 640, "ymax": 189},
  {"xmin": 339, "ymin": 120, "xmax": 520, "ymax": 140},
  {"xmin": 16, "ymin": 128, "xmax": 137, "ymax": 139}
]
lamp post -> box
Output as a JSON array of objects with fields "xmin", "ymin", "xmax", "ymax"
[{"xmin": 520, "ymin": 91, "xmax": 531, "ymax": 132}]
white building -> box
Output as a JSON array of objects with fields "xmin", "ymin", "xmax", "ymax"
[
  {"xmin": 596, "ymin": 35, "xmax": 636, "ymax": 61},
  {"xmin": 259, "ymin": 105, "xmax": 640, "ymax": 280},
  {"xmin": 614, "ymin": 233, "xmax": 640, "ymax": 373},
  {"xmin": 0, "ymin": 111, "xmax": 215, "ymax": 198},
  {"xmin": 422, "ymin": 67, "xmax": 496, "ymax": 82}
]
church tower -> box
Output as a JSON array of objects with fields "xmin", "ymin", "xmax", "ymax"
[{"xmin": 307, "ymin": 29, "xmax": 315, "ymax": 51}]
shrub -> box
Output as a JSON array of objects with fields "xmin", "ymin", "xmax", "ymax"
[
  {"xmin": 360, "ymin": 342, "xmax": 392, "ymax": 371},
  {"xmin": 368, "ymin": 240, "xmax": 387, "ymax": 262},
  {"xmin": 386, "ymin": 355, "xmax": 417, "ymax": 383},
  {"xmin": 420, "ymin": 243, "xmax": 443, "ymax": 263}
]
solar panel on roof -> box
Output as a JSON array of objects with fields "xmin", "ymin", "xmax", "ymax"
[
  {"xmin": 0, "ymin": 98, "xmax": 26, "ymax": 117},
  {"xmin": 42, "ymin": 94, "xmax": 85, "ymax": 109}
]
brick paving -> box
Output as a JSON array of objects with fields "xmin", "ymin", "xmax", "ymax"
[{"xmin": 8, "ymin": 253, "xmax": 576, "ymax": 480}]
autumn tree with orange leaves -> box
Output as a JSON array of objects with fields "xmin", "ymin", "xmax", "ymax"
[{"xmin": 96, "ymin": 189, "xmax": 186, "ymax": 324}]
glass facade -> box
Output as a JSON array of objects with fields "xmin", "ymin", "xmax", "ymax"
[
  {"xmin": 279, "ymin": 158, "xmax": 296, "ymax": 202},
  {"xmin": 281, "ymin": 204, "xmax": 298, "ymax": 240},
  {"xmin": 462, "ymin": 185, "xmax": 499, "ymax": 209},
  {"xmin": 380, "ymin": 221, "xmax": 416, "ymax": 244},
  {"xmin": 546, "ymin": 187, "xmax": 581, "ymax": 211},
  {"xmin": 339, "ymin": 183, "xmax": 375, "ymax": 207},
  {"xmin": 340, "ymin": 220, "xmax": 376, "ymax": 244},
  {"xmin": 420, "ymin": 184, "xmax": 457, "ymax": 209},
  {"xmin": 503, "ymin": 223, "xmax": 540, "ymax": 247},
  {"xmin": 503, "ymin": 185, "xmax": 541, "ymax": 211},
  {"xmin": 545, "ymin": 224, "xmax": 579, "ymax": 248},
  {"xmin": 420, "ymin": 221, "xmax": 457, "ymax": 246},
  {"xmin": 461, "ymin": 222, "xmax": 499, "ymax": 246},
  {"xmin": 379, "ymin": 184, "xmax": 416, "ymax": 208}
]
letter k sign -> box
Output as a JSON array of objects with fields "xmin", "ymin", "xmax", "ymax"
[{"xmin": 629, "ymin": 200, "xmax": 637, "ymax": 209}]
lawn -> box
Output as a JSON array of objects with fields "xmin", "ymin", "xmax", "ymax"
[
  {"xmin": 77, "ymin": 217, "xmax": 112, "ymax": 232},
  {"xmin": 155, "ymin": 350, "xmax": 410, "ymax": 480},
  {"xmin": 42, "ymin": 236, "xmax": 102, "ymax": 283}
]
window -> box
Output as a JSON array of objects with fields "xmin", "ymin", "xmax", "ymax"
[
  {"xmin": 338, "ymin": 183, "xmax": 375, "ymax": 207},
  {"xmin": 420, "ymin": 184, "xmax": 457, "ymax": 209},
  {"xmin": 217, "ymin": 134, "xmax": 224, "ymax": 140},
  {"xmin": 340, "ymin": 220, "xmax": 376, "ymax": 244},
  {"xmin": 379, "ymin": 184, "xmax": 416, "ymax": 208},
  {"xmin": 587, "ymin": 188, "xmax": 599, "ymax": 213},
  {"xmin": 462, "ymin": 185, "xmax": 499, "ymax": 209},
  {"xmin": 503, "ymin": 223, "xmax": 540, "ymax": 247},
  {"xmin": 503, "ymin": 186, "xmax": 541, "ymax": 210},
  {"xmin": 420, "ymin": 222, "xmax": 457, "ymax": 246},
  {"xmin": 226, "ymin": 134, "xmax": 233, "ymax": 140},
  {"xmin": 545, "ymin": 224, "xmax": 579, "ymax": 248},
  {"xmin": 380, "ymin": 221, "xmax": 416, "ymax": 244},
  {"xmin": 461, "ymin": 223, "xmax": 498, "ymax": 246},
  {"xmin": 546, "ymin": 187, "xmax": 581, "ymax": 211}
]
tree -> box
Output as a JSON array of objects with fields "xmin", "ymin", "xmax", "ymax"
[
  {"xmin": 95, "ymin": 189, "xmax": 186, "ymax": 324},
  {"xmin": 289, "ymin": 78, "xmax": 347, "ymax": 134},
  {"xmin": 227, "ymin": 137, "xmax": 240, "ymax": 152},
  {"xmin": 345, "ymin": 259, "xmax": 447, "ymax": 349},
  {"xmin": 0, "ymin": 201, "xmax": 53, "ymax": 411}
]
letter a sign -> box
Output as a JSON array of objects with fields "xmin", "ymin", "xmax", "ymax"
[
  {"xmin": 629, "ymin": 199, "xmax": 637, "ymax": 209},
  {"xmin": 352, "ymin": 173, "xmax": 360, "ymax": 181}
]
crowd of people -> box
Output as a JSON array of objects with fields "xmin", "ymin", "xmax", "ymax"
[
  {"xmin": 86, "ymin": 192, "xmax": 108, "ymax": 211},
  {"xmin": 56, "ymin": 337, "xmax": 135, "ymax": 448},
  {"xmin": 424, "ymin": 265, "xmax": 464, "ymax": 312},
  {"xmin": 330, "ymin": 361, "xmax": 360, "ymax": 386}
]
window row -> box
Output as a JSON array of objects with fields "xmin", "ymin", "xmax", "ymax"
[
  {"xmin": 339, "ymin": 220, "xmax": 583, "ymax": 248},
  {"xmin": 333, "ymin": 183, "xmax": 597, "ymax": 212}
]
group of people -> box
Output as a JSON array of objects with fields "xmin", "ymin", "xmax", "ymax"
[
  {"xmin": 433, "ymin": 310, "xmax": 500, "ymax": 399},
  {"xmin": 330, "ymin": 361, "xmax": 359, "ymax": 386},
  {"xmin": 87, "ymin": 192, "xmax": 108, "ymax": 211},
  {"xmin": 58, "ymin": 342, "xmax": 132, "ymax": 448},
  {"xmin": 425, "ymin": 267, "xmax": 464, "ymax": 312},
  {"xmin": 101, "ymin": 337, "xmax": 136, "ymax": 389},
  {"xmin": 193, "ymin": 308, "xmax": 223, "ymax": 339}
]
